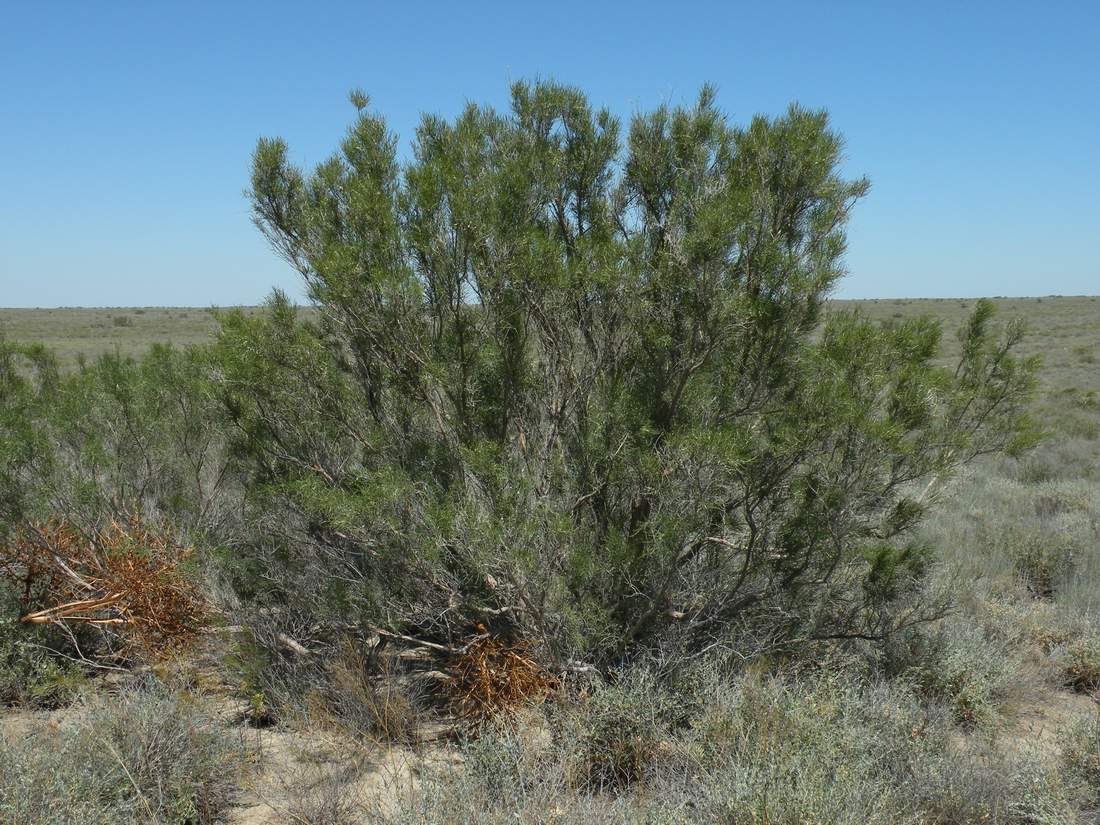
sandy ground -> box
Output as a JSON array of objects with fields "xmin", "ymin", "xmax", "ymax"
[
  {"xmin": 1001, "ymin": 686, "xmax": 1098, "ymax": 756},
  {"xmin": 227, "ymin": 724, "xmax": 430, "ymax": 825}
]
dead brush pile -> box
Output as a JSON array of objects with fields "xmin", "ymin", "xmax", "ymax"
[
  {"xmin": 0, "ymin": 516, "xmax": 208, "ymax": 660},
  {"xmin": 447, "ymin": 628, "xmax": 559, "ymax": 727}
]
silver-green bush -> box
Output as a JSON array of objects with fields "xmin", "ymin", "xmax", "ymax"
[
  {"xmin": 374, "ymin": 669, "xmax": 1082, "ymax": 825},
  {"xmin": 0, "ymin": 681, "xmax": 239, "ymax": 824}
]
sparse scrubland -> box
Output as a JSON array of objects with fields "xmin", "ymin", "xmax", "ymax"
[{"xmin": 2, "ymin": 83, "xmax": 1099, "ymax": 824}]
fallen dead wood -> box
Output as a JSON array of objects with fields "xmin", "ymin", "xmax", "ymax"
[
  {"xmin": 447, "ymin": 632, "xmax": 559, "ymax": 726},
  {"xmin": 275, "ymin": 632, "xmax": 313, "ymax": 657},
  {"xmin": 1, "ymin": 517, "xmax": 209, "ymax": 659}
]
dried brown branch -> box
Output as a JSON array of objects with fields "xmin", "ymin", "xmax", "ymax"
[{"xmin": 1, "ymin": 517, "xmax": 209, "ymax": 660}]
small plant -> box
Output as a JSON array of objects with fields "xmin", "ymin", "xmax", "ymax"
[
  {"xmin": 112, "ymin": 314, "xmax": 133, "ymax": 327},
  {"xmin": 1010, "ymin": 532, "xmax": 1075, "ymax": 598},
  {"xmin": 281, "ymin": 767, "xmax": 362, "ymax": 825},
  {"xmin": 1072, "ymin": 344, "xmax": 1096, "ymax": 364},
  {"xmin": 907, "ymin": 624, "xmax": 1015, "ymax": 728},
  {"xmin": 247, "ymin": 689, "xmax": 275, "ymax": 727},
  {"xmin": 1054, "ymin": 636, "xmax": 1100, "ymax": 693},
  {"xmin": 376, "ymin": 669, "xmax": 1080, "ymax": 823},
  {"xmin": 557, "ymin": 671, "xmax": 677, "ymax": 792}
]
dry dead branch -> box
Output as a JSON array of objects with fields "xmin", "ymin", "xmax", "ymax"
[
  {"xmin": 446, "ymin": 628, "xmax": 559, "ymax": 727},
  {"xmin": 0, "ymin": 517, "xmax": 209, "ymax": 660}
]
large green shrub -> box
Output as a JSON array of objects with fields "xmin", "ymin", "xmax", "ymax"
[
  {"xmin": 0, "ymin": 338, "xmax": 235, "ymax": 674},
  {"xmin": 221, "ymin": 82, "xmax": 1038, "ymax": 669},
  {"xmin": 1, "ymin": 334, "xmax": 233, "ymax": 536},
  {"xmin": 0, "ymin": 336, "xmax": 58, "ymax": 529}
]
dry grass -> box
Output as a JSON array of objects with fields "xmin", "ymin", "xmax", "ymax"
[
  {"xmin": 320, "ymin": 642, "xmax": 426, "ymax": 744},
  {"xmin": 0, "ymin": 305, "xmax": 313, "ymax": 371},
  {"xmin": 0, "ymin": 681, "xmax": 239, "ymax": 824}
]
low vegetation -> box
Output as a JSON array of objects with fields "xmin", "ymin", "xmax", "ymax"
[
  {"xmin": 380, "ymin": 671, "xmax": 1091, "ymax": 825},
  {"xmin": 1, "ymin": 82, "xmax": 1098, "ymax": 823},
  {"xmin": 0, "ymin": 681, "xmax": 239, "ymax": 824}
]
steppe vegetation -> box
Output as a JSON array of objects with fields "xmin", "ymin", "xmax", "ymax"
[
  {"xmin": 0, "ymin": 306, "xmax": 257, "ymax": 372},
  {"xmin": 2, "ymin": 83, "xmax": 1099, "ymax": 823}
]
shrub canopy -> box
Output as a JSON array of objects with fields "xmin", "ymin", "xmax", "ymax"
[{"xmin": 217, "ymin": 82, "xmax": 1033, "ymax": 666}]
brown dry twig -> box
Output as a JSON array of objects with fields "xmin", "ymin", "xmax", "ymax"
[
  {"xmin": 447, "ymin": 628, "xmax": 559, "ymax": 727},
  {"xmin": 0, "ymin": 517, "xmax": 209, "ymax": 660}
]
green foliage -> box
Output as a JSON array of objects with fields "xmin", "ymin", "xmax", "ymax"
[
  {"xmin": 46, "ymin": 345, "xmax": 230, "ymax": 527},
  {"xmin": 230, "ymin": 82, "xmax": 1039, "ymax": 667},
  {"xmin": 0, "ymin": 337, "xmax": 233, "ymax": 539},
  {"xmin": 0, "ymin": 621, "xmax": 85, "ymax": 709},
  {"xmin": 0, "ymin": 335, "xmax": 58, "ymax": 528},
  {"xmin": 0, "ymin": 572, "xmax": 86, "ymax": 710}
]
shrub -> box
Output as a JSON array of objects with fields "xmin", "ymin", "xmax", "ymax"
[
  {"xmin": 0, "ymin": 620, "xmax": 85, "ymax": 708},
  {"xmin": 1054, "ymin": 636, "xmax": 1100, "ymax": 693},
  {"xmin": 280, "ymin": 767, "xmax": 364, "ymax": 825},
  {"xmin": 0, "ymin": 681, "xmax": 239, "ymax": 824},
  {"xmin": 555, "ymin": 670, "xmax": 680, "ymax": 792},
  {"xmin": 222, "ymin": 81, "xmax": 1038, "ymax": 672},
  {"xmin": 905, "ymin": 623, "xmax": 1017, "ymax": 728},
  {"xmin": 1010, "ymin": 529, "xmax": 1077, "ymax": 598},
  {"xmin": 1062, "ymin": 713, "xmax": 1100, "ymax": 805},
  {"xmin": 0, "ymin": 338, "xmax": 57, "ymax": 528},
  {"xmin": 980, "ymin": 596, "xmax": 1083, "ymax": 654},
  {"xmin": 1, "ymin": 343, "xmax": 235, "ymax": 538},
  {"xmin": 0, "ymin": 582, "xmax": 86, "ymax": 708},
  {"xmin": 374, "ymin": 668, "xmax": 1080, "ymax": 824}
]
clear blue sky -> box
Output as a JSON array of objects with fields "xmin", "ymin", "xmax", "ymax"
[{"xmin": 2, "ymin": 0, "xmax": 1097, "ymax": 307}]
